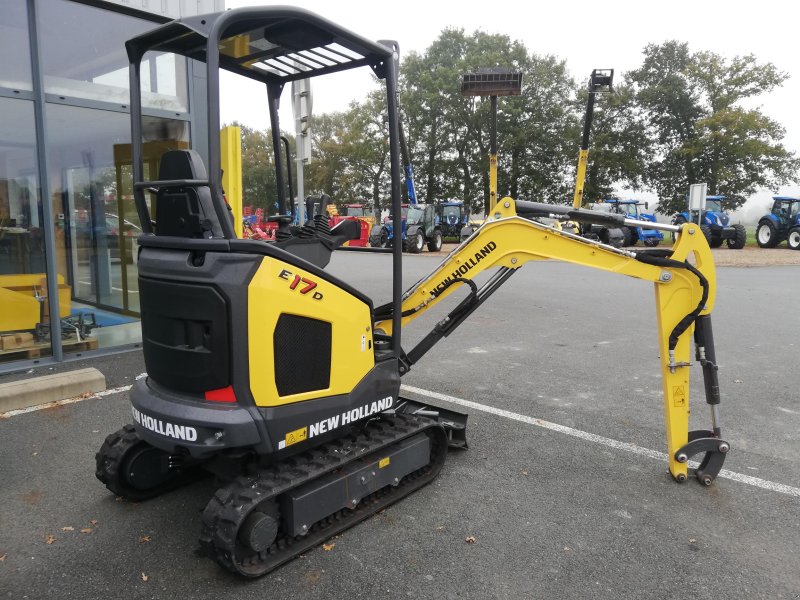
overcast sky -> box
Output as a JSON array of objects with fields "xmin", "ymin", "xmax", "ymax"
[{"xmin": 220, "ymin": 0, "xmax": 799, "ymax": 215}]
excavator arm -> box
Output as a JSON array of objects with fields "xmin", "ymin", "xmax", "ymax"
[{"xmin": 375, "ymin": 197, "xmax": 728, "ymax": 485}]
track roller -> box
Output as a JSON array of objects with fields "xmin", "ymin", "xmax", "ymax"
[
  {"xmin": 95, "ymin": 424, "xmax": 201, "ymax": 501},
  {"xmin": 200, "ymin": 414, "xmax": 448, "ymax": 577}
]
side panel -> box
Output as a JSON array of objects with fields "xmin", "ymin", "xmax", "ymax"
[{"xmin": 248, "ymin": 257, "xmax": 374, "ymax": 407}]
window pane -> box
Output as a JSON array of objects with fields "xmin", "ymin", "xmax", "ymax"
[
  {"xmin": 46, "ymin": 103, "xmax": 189, "ymax": 356},
  {"xmin": 0, "ymin": 98, "xmax": 54, "ymax": 363},
  {"xmin": 38, "ymin": 0, "xmax": 188, "ymax": 111},
  {"xmin": 0, "ymin": 0, "xmax": 33, "ymax": 91}
]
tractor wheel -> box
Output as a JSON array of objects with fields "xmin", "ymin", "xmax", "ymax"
[
  {"xmin": 410, "ymin": 231, "xmax": 424, "ymax": 253},
  {"xmin": 787, "ymin": 227, "xmax": 800, "ymax": 250},
  {"xmin": 700, "ymin": 224, "xmax": 713, "ymax": 245},
  {"xmin": 370, "ymin": 229, "xmax": 387, "ymax": 248},
  {"xmin": 709, "ymin": 235, "xmax": 724, "ymax": 248},
  {"xmin": 621, "ymin": 228, "xmax": 632, "ymax": 247},
  {"xmin": 628, "ymin": 228, "xmax": 639, "ymax": 246},
  {"xmin": 644, "ymin": 238, "xmax": 660, "ymax": 247},
  {"xmin": 427, "ymin": 230, "xmax": 443, "ymax": 252},
  {"xmin": 727, "ymin": 224, "xmax": 747, "ymax": 249},
  {"xmin": 756, "ymin": 221, "xmax": 779, "ymax": 248},
  {"xmin": 671, "ymin": 216, "xmax": 687, "ymax": 242}
]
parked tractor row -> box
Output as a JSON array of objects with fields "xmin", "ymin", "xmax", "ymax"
[
  {"xmin": 246, "ymin": 194, "xmax": 800, "ymax": 253},
  {"xmin": 368, "ymin": 200, "xmax": 472, "ymax": 252}
]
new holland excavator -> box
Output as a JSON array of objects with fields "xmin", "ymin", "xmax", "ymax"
[{"xmin": 96, "ymin": 7, "xmax": 730, "ymax": 578}]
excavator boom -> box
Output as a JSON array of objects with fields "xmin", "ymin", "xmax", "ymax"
[{"xmin": 375, "ymin": 197, "xmax": 727, "ymax": 484}]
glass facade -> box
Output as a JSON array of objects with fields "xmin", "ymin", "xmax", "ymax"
[
  {"xmin": 39, "ymin": 0, "xmax": 188, "ymax": 111},
  {"xmin": 0, "ymin": 1, "xmax": 33, "ymax": 91},
  {"xmin": 0, "ymin": 97, "xmax": 56, "ymax": 360},
  {"xmin": 0, "ymin": 0, "xmax": 198, "ymax": 369}
]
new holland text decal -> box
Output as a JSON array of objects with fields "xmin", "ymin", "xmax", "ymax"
[
  {"xmin": 278, "ymin": 395, "xmax": 394, "ymax": 450},
  {"xmin": 432, "ymin": 241, "xmax": 497, "ymax": 297},
  {"xmin": 132, "ymin": 406, "xmax": 198, "ymax": 441}
]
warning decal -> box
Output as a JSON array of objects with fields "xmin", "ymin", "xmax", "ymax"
[
  {"xmin": 279, "ymin": 426, "xmax": 308, "ymax": 450},
  {"xmin": 672, "ymin": 386, "xmax": 686, "ymax": 407}
]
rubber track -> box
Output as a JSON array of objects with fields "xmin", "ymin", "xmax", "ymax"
[
  {"xmin": 199, "ymin": 414, "xmax": 447, "ymax": 577},
  {"xmin": 95, "ymin": 424, "xmax": 204, "ymax": 501}
]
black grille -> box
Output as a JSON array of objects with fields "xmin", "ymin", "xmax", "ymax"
[{"xmin": 274, "ymin": 314, "xmax": 331, "ymax": 396}]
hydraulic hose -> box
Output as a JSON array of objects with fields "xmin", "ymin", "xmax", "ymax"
[{"xmin": 634, "ymin": 252, "xmax": 709, "ymax": 351}]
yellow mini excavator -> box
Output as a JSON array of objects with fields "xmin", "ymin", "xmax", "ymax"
[{"xmin": 96, "ymin": 7, "xmax": 730, "ymax": 578}]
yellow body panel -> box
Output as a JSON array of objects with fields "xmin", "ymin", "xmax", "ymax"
[
  {"xmin": 376, "ymin": 197, "xmax": 716, "ymax": 480},
  {"xmin": 248, "ymin": 257, "xmax": 375, "ymax": 407},
  {"xmin": 220, "ymin": 126, "xmax": 243, "ymax": 239}
]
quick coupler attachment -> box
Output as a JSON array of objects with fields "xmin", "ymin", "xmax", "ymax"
[
  {"xmin": 670, "ymin": 314, "xmax": 729, "ymax": 485},
  {"xmin": 391, "ymin": 396, "xmax": 468, "ymax": 449},
  {"xmin": 674, "ymin": 430, "xmax": 730, "ymax": 486}
]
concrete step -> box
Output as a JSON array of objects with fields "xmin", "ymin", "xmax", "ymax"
[{"xmin": 0, "ymin": 367, "xmax": 106, "ymax": 413}]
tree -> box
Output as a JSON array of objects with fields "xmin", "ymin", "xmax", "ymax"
[
  {"xmin": 628, "ymin": 42, "xmax": 798, "ymax": 214},
  {"xmin": 306, "ymin": 111, "xmax": 349, "ymax": 201},
  {"xmin": 236, "ymin": 123, "xmax": 280, "ymax": 214},
  {"xmin": 337, "ymin": 90, "xmax": 391, "ymax": 211},
  {"xmin": 400, "ymin": 30, "xmax": 578, "ymax": 213},
  {"xmin": 306, "ymin": 90, "xmax": 390, "ymax": 212},
  {"xmin": 580, "ymin": 82, "xmax": 653, "ymax": 203}
]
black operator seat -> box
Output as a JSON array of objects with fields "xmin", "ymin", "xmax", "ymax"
[
  {"xmin": 155, "ymin": 149, "xmax": 226, "ymax": 238},
  {"xmin": 154, "ymin": 149, "xmax": 361, "ymax": 268}
]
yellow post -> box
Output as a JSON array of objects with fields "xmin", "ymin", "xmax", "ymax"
[
  {"xmin": 220, "ymin": 126, "xmax": 243, "ymax": 238},
  {"xmin": 489, "ymin": 153, "xmax": 498, "ymax": 212},
  {"xmin": 572, "ymin": 149, "xmax": 589, "ymax": 209}
]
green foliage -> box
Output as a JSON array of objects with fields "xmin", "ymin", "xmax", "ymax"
[
  {"xmin": 400, "ymin": 29, "xmax": 578, "ymax": 212},
  {"xmin": 232, "ymin": 36, "xmax": 797, "ymax": 221},
  {"xmin": 582, "ymin": 83, "xmax": 652, "ymax": 202},
  {"xmin": 628, "ymin": 41, "xmax": 798, "ymax": 214},
  {"xmin": 306, "ymin": 90, "xmax": 390, "ymax": 211},
  {"xmin": 235, "ymin": 122, "xmax": 280, "ymax": 214}
]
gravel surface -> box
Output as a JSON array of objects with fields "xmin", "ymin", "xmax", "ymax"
[{"xmin": 708, "ymin": 246, "xmax": 800, "ymax": 267}]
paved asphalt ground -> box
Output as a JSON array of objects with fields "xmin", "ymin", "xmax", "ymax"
[{"xmin": 1, "ymin": 252, "xmax": 799, "ymax": 599}]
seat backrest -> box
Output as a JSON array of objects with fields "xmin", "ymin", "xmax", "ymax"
[{"xmin": 156, "ymin": 150, "xmax": 224, "ymax": 238}]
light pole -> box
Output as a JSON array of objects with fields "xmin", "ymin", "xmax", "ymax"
[{"xmin": 461, "ymin": 68, "xmax": 522, "ymax": 213}]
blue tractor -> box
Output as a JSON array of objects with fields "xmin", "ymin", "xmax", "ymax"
[
  {"xmin": 436, "ymin": 200, "xmax": 473, "ymax": 242},
  {"xmin": 673, "ymin": 195, "xmax": 746, "ymax": 249},
  {"xmin": 601, "ymin": 199, "xmax": 663, "ymax": 247},
  {"xmin": 370, "ymin": 203, "xmax": 409, "ymax": 248},
  {"xmin": 369, "ymin": 119, "xmax": 443, "ymax": 251},
  {"xmin": 755, "ymin": 196, "xmax": 800, "ymax": 250},
  {"xmin": 371, "ymin": 114, "xmax": 418, "ymax": 249}
]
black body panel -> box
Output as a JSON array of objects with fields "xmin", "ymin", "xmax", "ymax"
[
  {"xmin": 133, "ymin": 239, "xmax": 392, "ymax": 461},
  {"xmin": 139, "ymin": 277, "xmax": 230, "ymax": 393}
]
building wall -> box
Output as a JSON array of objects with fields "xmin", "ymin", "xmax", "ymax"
[
  {"xmin": 0, "ymin": 0, "xmax": 211, "ymax": 371},
  {"xmin": 93, "ymin": 0, "xmax": 225, "ymax": 18}
]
